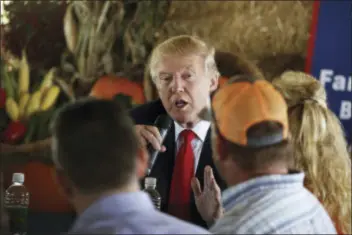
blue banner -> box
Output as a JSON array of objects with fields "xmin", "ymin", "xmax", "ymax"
[{"xmin": 306, "ymin": 1, "xmax": 352, "ymax": 145}]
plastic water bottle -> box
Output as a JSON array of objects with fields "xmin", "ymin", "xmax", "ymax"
[
  {"xmin": 143, "ymin": 177, "xmax": 161, "ymax": 210},
  {"xmin": 4, "ymin": 173, "xmax": 30, "ymax": 235}
]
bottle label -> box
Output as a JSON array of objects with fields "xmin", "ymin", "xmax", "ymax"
[
  {"xmin": 6, "ymin": 206, "xmax": 28, "ymax": 234},
  {"xmin": 152, "ymin": 198, "xmax": 161, "ymax": 210}
]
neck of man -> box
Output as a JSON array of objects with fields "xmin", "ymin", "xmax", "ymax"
[
  {"xmin": 226, "ymin": 162, "xmax": 289, "ymax": 187},
  {"xmin": 177, "ymin": 117, "xmax": 202, "ymax": 129},
  {"xmin": 72, "ymin": 179, "xmax": 140, "ymax": 215}
]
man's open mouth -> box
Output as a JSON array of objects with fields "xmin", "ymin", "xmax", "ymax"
[{"xmin": 175, "ymin": 99, "xmax": 188, "ymax": 108}]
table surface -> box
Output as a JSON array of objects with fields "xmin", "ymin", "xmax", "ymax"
[
  {"xmin": 1, "ymin": 171, "xmax": 10, "ymax": 235},
  {"xmin": 1, "ymin": 211, "xmax": 10, "ymax": 235}
]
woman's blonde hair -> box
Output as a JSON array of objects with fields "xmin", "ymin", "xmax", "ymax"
[
  {"xmin": 148, "ymin": 35, "xmax": 220, "ymax": 82},
  {"xmin": 272, "ymin": 71, "xmax": 351, "ymax": 234}
]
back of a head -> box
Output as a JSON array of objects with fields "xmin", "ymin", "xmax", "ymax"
[
  {"xmin": 272, "ymin": 71, "xmax": 333, "ymax": 155},
  {"xmin": 208, "ymin": 75, "xmax": 292, "ymax": 171},
  {"xmin": 272, "ymin": 71, "xmax": 350, "ymax": 169},
  {"xmin": 51, "ymin": 98, "xmax": 139, "ymax": 194},
  {"xmin": 227, "ymin": 121, "xmax": 292, "ymax": 171},
  {"xmin": 214, "ymin": 51, "xmax": 266, "ymax": 81},
  {"xmin": 272, "ymin": 71, "xmax": 351, "ymax": 234},
  {"xmin": 148, "ymin": 35, "xmax": 219, "ymax": 80},
  {"xmin": 272, "ymin": 71, "xmax": 327, "ymax": 108}
]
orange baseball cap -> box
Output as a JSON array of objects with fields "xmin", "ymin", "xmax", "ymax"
[{"xmin": 209, "ymin": 76, "xmax": 289, "ymax": 147}]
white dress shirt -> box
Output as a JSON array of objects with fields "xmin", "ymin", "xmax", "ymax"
[{"xmin": 174, "ymin": 120, "xmax": 211, "ymax": 174}]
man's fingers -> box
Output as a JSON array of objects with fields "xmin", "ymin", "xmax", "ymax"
[
  {"xmin": 135, "ymin": 125, "xmax": 167, "ymax": 152},
  {"xmin": 191, "ymin": 177, "xmax": 202, "ymax": 197},
  {"xmin": 204, "ymin": 166, "xmax": 209, "ymax": 188},
  {"xmin": 211, "ymin": 178, "xmax": 221, "ymax": 200},
  {"xmin": 145, "ymin": 126, "xmax": 163, "ymax": 143},
  {"xmin": 138, "ymin": 136, "xmax": 147, "ymax": 147},
  {"xmin": 204, "ymin": 165, "xmax": 213, "ymax": 189},
  {"xmin": 141, "ymin": 128, "xmax": 162, "ymax": 151}
]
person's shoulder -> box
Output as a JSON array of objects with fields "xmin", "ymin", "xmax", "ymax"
[
  {"xmin": 209, "ymin": 214, "xmax": 242, "ymax": 234},
  {"xmin": 155, "ymin": 211, "xmax": 210, "ymax": 234},
  {"xmin": 174, "ymin": 220, "xmax": 210, "ymax": 234},
  {"xmin": 129, "ymin": 99, "xmax": 166, "ymax": 125}
]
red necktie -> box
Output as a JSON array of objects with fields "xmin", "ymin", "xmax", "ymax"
[{"xmin": 168, "ymin": 129, "xmax": 196, "ymax": 221}]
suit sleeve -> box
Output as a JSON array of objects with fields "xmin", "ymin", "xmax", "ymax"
[
  {"xmin": 129, "ymin": 100, "xmax": 165, "ymax": 125},
  {"xmin": 129, "ymin": 103, "xmax": 151, "ymax": 125}
]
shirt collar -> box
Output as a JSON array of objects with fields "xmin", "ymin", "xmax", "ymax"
[
  {"xmin": 174, "ymin": 120, "xmax": 211, "ymax": 142},
  {"xmin": 222, "ymin": 172, "xmax": 305, "ymax": 212},
  {"xmin": 70, "ymin": 191, "xmax": 154, "ymax": 232}
]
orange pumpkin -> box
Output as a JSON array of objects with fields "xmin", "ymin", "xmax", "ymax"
[{"xmin": 90, "ymin": 76, "xmax": 146, "ymax": 104}]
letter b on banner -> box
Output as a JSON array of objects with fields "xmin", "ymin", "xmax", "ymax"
[{"xmin": 340, "ymin": 101, "xmax": 351, "ymax": 120}]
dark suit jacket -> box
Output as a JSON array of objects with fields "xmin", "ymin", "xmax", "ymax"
[{"xmin": 129, "ymin": 99, "xmax": 227, "ymax": 228}]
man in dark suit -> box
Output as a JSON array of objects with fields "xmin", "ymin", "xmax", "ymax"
[{"xmin": 130, "ymin": 35, "xmax": 227, "ymax": 228}]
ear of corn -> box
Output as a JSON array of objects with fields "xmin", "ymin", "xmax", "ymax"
[
  {"xmin": 19, "ymin": 93, "xmax": 30, "ymax": 118},
  {"xmin": 18, "ymin": 50, "xmax": 30, "ymax": 96},
  {"xmin": 40, "ymin": 85, "xmax": 61, "ymax": 111},
  {"xmin": 26, "ymin": 91, "xmax": 42, "ymax": 117},
  {"xmin": 40, "ymin": 67, "xmax": 56, "ymax": 93},
  {"xmin": 3, "ymin": 70, "xmax": 15, "ymax": 99},
  {"xmin": 5, "ymin": 98, "xmax": 20, "ymax": 121},
  {"xmin": 64, "ymin": 4, "xmax": 78, "ymax": 54}
]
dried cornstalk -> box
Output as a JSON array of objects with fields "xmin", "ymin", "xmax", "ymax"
[
  {"xmin": 62, "ymin": 1, "xmax": 124, "ymax": 85},
  {"xmin": 63, "ymin": 4, "xmax": 78, "ymax": 54},
  {"xmin": 61, "ymin": 0, "xmax": 172, "ymax": 97},
  {"xmin": 123, "ymin": 1, "xmax": 172, "ymax": 66}
]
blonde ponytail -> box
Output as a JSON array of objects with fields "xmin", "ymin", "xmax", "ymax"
[{"xmin": 273, "ymin": 71, "xmax": 351, "ymax": 234}]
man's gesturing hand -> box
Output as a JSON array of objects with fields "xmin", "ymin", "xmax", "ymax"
[
  {"xmin": 135, "ymin": 125, "xmax": 166, "ymax": 152},
  {"xmin": 191, "ymin": 165, "xmax": 223, "ymax": 226}
]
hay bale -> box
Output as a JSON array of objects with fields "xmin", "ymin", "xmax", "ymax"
[
  {"xmin": 143, "ymin": 1, "xmax": 313, "ymax": 100},
  {"xmin": 159, "ymin": 1, "xmax": 312, "ymax": 78}
]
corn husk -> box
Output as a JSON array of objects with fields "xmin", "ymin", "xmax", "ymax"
[
  {"xmin": 5, "ymin": 98, "xmax": 20, "ymax": 121},
  {"xmin": 40, "ymin": 67, "xmax": 56, "ymax": 92},
  {"xmin": 63, "ymin": 4, "xmax": 78, "ymax": 54},
  {"xmin": 26, "ymin": 91, "xmax": 42, "ymax": 117},
  {"xmin": 40, "ymin": 85, "xmax": 60, "ymax": 111},
  {"xmin": 18, "ymin": 50, "xmax": 30, "ymax": 96},
  {"xmin": 19, "ymin": 93, "xmax": 30, "ymax": 118}
]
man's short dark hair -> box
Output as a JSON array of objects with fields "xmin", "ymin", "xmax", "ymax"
[
  {"xmin": 222, "ymin": 121, "xmax": 293, "ymax": 171},
  {"xmin": 51, "ymin": 98, "xmax": 139, "ymax": 193}
]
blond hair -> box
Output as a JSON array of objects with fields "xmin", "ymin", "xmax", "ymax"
[
  {"xmin": 273, "ymin": 71, "xmax": 351, "ymax": 234},
  {"xmin": 148, "ymin": 35, "xmax": 220, "ymax": 82}
]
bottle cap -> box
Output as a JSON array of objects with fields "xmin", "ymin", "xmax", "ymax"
[
  {"xmin": 145, "ymin": 177, "xmax": 157, "ymax": 186},
  {"xmin": 12, "ymin": 173, "xmax": 25, "ymax": 184}
]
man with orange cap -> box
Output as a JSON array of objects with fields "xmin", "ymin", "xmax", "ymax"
[{"xmin": 192, "ymin": 75, "xmax": 337, "ymax": 234}]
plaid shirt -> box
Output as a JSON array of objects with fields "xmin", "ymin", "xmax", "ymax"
[{"xmin": 210, "ymin": 172, "xmax": 337, "ymax": 234}]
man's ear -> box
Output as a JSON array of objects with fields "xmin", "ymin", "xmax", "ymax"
[
  {"xmin": 136, "ymin": 147, "xmax": 148, "ymax": 179},
  {"xmin": 53, "ymin": 168, "xmax": 74, "ymax": 200},
  {"xmin": 209, "ymin": 74, "xmax": 219, "ymax": 93}
]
